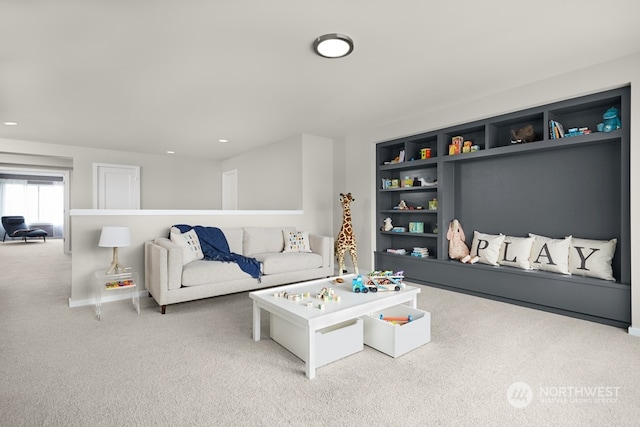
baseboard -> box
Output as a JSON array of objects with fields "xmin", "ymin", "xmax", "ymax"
[
  {"xmin": 68, "ymin": 290, "xmax": 149, "ymax": 308},
  {"xmin": 628, "ymin": 326, "xmax": 640, "ymax": 337}
]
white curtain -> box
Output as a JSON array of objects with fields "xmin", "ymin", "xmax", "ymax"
[{"xmin": 0, "ymin": 179, "xmax": 64, "ymax": 226}]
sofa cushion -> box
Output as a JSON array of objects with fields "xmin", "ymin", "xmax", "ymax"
[
  {"xmin": 254, "ymin": 252, "xmax": 323, "ymax": 275},
  {"xmin": 220, "ymin": 227, "xmax": 243, "ymax": 254},
  {"xmin": 181, "ymin": 259, "xmax": 254, "ymax": 287},
  {"xmin": 243, "ymin": 227, "xmax": 294, "ymax": 256}
]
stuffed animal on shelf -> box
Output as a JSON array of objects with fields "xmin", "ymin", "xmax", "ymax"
[
  {"xmin": 446, "ymin": 219, "xmax": 479, "ymax": 264},
  {"xmin": 381, "ymin": 217, "xmax": 393, "ymax": 231},
  {"xmin": 510, "ymin": 124, "xmax": 536, "ymax": 143}
]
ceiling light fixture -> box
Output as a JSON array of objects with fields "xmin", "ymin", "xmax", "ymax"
[
  {"xmin": 3, "ymin": 122, "xmax": 18, "ymax": 126},
  {"xmin": 166, "ymin": 150, "xmax": 175, "ymax": 154},
  {"xmin": 313, "ymin": 33, "xmax": 354, "ymax": 58},
  {"xmin": 218, "ymin": 139, "xmax": 228, "ymax": 143}
]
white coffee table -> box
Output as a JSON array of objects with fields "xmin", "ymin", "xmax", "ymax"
[{"xmin": 250, "ymin": 275, "xmax": 420, "ymax": 379}]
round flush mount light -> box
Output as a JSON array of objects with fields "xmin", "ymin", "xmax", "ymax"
[{"xmin": 313, "ymin": 33, "xmax": 354, "ymax": 58}]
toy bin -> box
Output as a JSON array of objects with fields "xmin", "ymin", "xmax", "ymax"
[
  {"xmin": 270, "ymin": 315, "xmax": 363, "ymax": 368},
  {"xmin": 363, "ymin": 305, "xmax": 431, "ymax": 358}
]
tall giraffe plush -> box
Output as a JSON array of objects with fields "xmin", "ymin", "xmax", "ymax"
[{"xmin": 336, "ymin": 192, "xmax": 358, "ymax": 274}]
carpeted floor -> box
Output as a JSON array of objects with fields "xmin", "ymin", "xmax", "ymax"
[{"xmin": 1, "ymin": 239, "xmax": 640, "ymax": 426}]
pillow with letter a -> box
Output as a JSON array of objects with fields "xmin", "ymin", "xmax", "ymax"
[{"xmin": 528, "ymin": 233, "xmax": 571, "ymax": 275}]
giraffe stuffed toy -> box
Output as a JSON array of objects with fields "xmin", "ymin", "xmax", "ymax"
[{"xmin": 336, "ymin": 192, "xmax": 359, "ymax": 274}]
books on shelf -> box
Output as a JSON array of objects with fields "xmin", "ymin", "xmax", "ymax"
[
  {"xmin": 411, "ymin": 247, "xmax": 429, "ymax": 257},
  {"xmin": 550, "ymin": 120, "xmax": 592, "ymax": 139},
  {"xmin": 549, "ymin": 120, "xmax": 565, "ymax": 139},
  {"xmin": 386, "ymin": 248, "xmax": 407, "ymax": 255}
]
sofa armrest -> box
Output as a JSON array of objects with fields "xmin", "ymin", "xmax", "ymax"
[
  {"xmin": 309, "ymin": 234, "xmax": 334, "ymax": 270},
  {"xmin": 144, "ymin": 238, "xmax": 184, "ymax": 304}
]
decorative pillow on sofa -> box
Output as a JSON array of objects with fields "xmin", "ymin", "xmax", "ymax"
[
  {"xmin": 569, "ymin": 237, "xmax": 617, "ymax": 281},
  {"xmin": 470, "ymin": 231, "xmax": 505, "ymax": 266},
  {"xmin": 283, "ymin": 230, "xmax": 312, "ymax": 253},
  {"xmin": 498, "ymin": 235, "xmax": 535, "ymax": 270},
  {"xmin": 528, "ymin": 233, "xmax": 572, "ymax": 274},
  {"xmin": 170, "ymin": 227, "xmax": 204, "ymax": 265}
]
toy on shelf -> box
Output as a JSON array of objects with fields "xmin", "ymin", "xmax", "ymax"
[
  {"xmin": 598, "ymin": 107, "xmax": 621, "ymax": 133},
  {"xmin": 510, "ymin": 124, "xmax": 537, "ymax": 144},
  {"xmin": 367, "ymin": 270, "xmax": 405, "ymax": 291},
  {"xmin": 446, "ymin": 219, "xmax": 479, "ymax": 264},
  {"xmin": 393, "ymin": 200, "xmax": 408, "ymax": 210},
  {"xmin": 105, "ymin": 279, "xmax": 134, "ymax": 289},
  {"xmin": 381, "ymin": 217, "xmax": 393, "ymax": 231},
  {"xmin": 418, "ymin": 178, "xmax": 437, "ymax": 187},
  {"xmin": 317, "ymin": 287, "xmax": 341, "ymax": 302}
]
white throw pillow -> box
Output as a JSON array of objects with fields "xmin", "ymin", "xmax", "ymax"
[
  {"xmin": 470, "ymin": 231, "xmax": 505, "ymax": 266},
  {"xmin": 283, "ymin": 230, "xmax": 312, "ymax": 253},
  {"xmin": 528, "ymin": 233, "xmax": 571, "ymax": 275},
  {"xmin": 170, "ymin": 227, "xmax": 204, "ymax": 265},
  {"xmin": 569, "ymin": 237, "xmax": 617, "ymax": 281},
  {"xmin": 498, "ymin": 235, "xmax": 535, "ymax": 270}
]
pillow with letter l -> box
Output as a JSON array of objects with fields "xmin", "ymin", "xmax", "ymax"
[
  {"xmin": 498, "ymin": 235, "xmax": 535, "ymax": 270},
  {"xmin": 569, "ymin": 237, "xmax": 617, "ymax": 281},
  {"xmin": 528, "ymin": 233, "xmax": 572, "ymax": 275},
  {"xmin": 470, "ymin": 231, "xmax": 505, "ymax": 266}
]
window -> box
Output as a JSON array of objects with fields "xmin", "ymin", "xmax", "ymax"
[{"xmin": 0, "ymin": 177, "xmax": 64, "ymax": 225}]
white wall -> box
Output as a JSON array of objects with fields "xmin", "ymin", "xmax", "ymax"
[
  {"xmin": 69, "ymin": 133, "xmax": 335, "ymax": 304},
  {"xmin": 0, "ymin": 137, "xmax": 222, "ymax": 209},
  {"xmin": 222, "ymin": 136, "xmax": 302, "ymax": 210},
  {"xmin": 343, "ymin": 52, "xmax": 640, "ymax": 332}
]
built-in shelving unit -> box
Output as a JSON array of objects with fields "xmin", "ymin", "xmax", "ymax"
[{"xmin": 375, "ymin": 86, "xmax": 631, "ymax": 328}]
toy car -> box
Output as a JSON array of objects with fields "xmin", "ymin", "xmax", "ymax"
[
  {"xmin": 352, "ymin": 275, "xmax": 377, "ymax": 293},
  {"xmin": 367, "ymin": 270, "xmax": 405, "ymax": 291}
]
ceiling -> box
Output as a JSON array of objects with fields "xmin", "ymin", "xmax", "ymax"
[{"xmin": 1, "ymin": 1, "xmax": 639, "ymax": 161}]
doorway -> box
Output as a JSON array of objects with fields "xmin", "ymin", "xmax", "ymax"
[{"xmin": 0, "ymin": 168, "xmax": 71, "ymax": 253}]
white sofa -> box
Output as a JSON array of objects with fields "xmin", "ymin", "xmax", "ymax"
[{"xmin": 144, "ymin": 226, "xmax": 334, "ymax": 313}]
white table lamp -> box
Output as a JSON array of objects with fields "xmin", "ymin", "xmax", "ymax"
[{"xmin": 99, "ymin": 226, "xmax": 131, "ymax": 274}]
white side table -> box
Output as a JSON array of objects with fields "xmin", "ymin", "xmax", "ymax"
[{"xmin": 94, "ymin": 269, "xmax": 140, "ymax": 321}]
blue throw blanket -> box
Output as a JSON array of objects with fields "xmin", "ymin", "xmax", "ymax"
[{"xmin": 173, "ymin": 225, "xmax": 261, "ymax": 281}]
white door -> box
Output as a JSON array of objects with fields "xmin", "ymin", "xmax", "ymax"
[
  {"xmin": 222, "ymin": 169, "xmax": 237, "ymax": 210},
  {"xmin": 94, "ymin": 163, "xmax": 140, "ymax": 209}
]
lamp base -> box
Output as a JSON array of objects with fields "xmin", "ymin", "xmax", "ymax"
[{"xmin": 105, "ymin": 247, "xmax": 128, "ymax": 275}]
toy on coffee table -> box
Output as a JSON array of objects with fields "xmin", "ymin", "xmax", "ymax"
[
  {"xmin": 367, "ymin": 270, "xmax": 405, "ymax": 291},
  {"xmin": 352, "ymin": 274, "xmax": 377, "ymax": 293}
]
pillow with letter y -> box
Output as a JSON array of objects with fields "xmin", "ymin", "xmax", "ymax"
[{"xmin": 569, "ymin": 237, "xmax": 617, "ymax": 281}]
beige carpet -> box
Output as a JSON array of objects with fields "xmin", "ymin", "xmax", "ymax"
[{"xmin": 2, "ymin": 239, "xmax": 640, "ymax": 426}]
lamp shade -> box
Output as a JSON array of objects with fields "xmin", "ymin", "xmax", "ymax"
[{"xmin": 98, "ymin": 226, "xmax": 131, "ymax": 247}]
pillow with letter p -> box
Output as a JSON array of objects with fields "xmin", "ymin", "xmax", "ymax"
[{"xmin": 470, "ymin": 231, "xmax": 505, "ymax": 266}]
